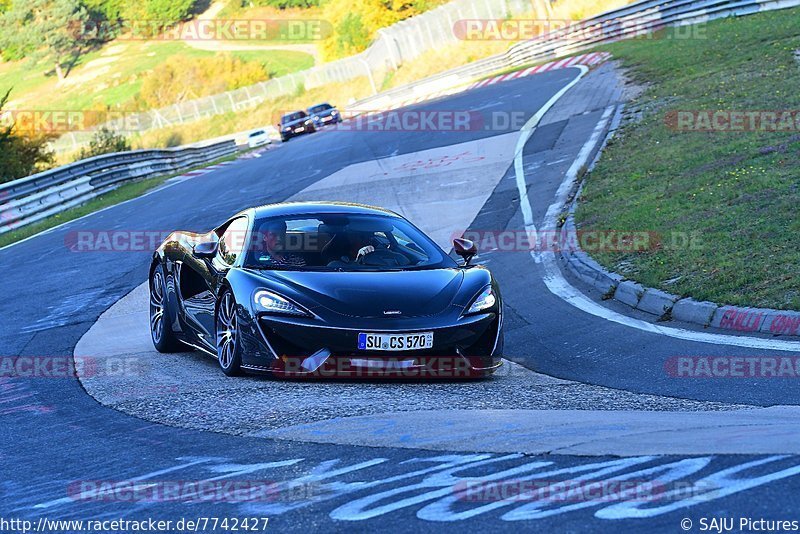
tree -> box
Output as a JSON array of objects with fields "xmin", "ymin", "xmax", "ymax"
[
  {"xmin": 142, "ymin": 0, "xmax": 196, "ymax": 24},
  {"xmin": 0, "ymin": 0, "xmax": 91, "ymax": 80},
  {"xmin": 318, "ymin": 0, "xmax": 420, "ymax": 61},
  {"xmin": 0, "ymin": 90, "xmax": 55, "ymax": 183}
]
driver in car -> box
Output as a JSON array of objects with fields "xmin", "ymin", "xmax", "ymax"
[
  {"xmin": 348, "ymin": 229, "xmax": 409, "ymax": 267},
  {"xmin": 351, "ymin": 230, "xmax": 379, "ymax": 262},
  {"xmin": 254, "ymin": 220, "xmax": 306, "ymax": 267}
]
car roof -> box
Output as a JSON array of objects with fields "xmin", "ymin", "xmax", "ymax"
[{"xmin": 249, "ymin": 201, "xmax": 402, "ymax": 220}]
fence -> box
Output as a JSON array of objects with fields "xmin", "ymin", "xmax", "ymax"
[{"xmin": 0, "ymin": 140, "xmax": 237, "ymax": 234}]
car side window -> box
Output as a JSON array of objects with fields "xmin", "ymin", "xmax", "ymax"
[{"xmin": 217, "ymin": 217, "xmax": 249, "ymax": 266}]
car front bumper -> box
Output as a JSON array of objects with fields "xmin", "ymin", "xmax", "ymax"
[{"xmin": 248, "ymin": 312, "xmax": 503, "ymax": 379}]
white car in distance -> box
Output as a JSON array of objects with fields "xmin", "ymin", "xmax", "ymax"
[{"xmin": 247, "ymin": 129, "xmax": 272, "ymax": 148}]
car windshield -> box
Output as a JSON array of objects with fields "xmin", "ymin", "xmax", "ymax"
[
  {"xmin": 281, "ymin": 112, "xmax": 306, "ymax": 123},
  {"xmin": 244, "ymin": 213, "xmax": 457, "ymax": 271},
  {"xmin": 308, "ymin": 104, "xmax": 332, "ymax": 113},
  {"xmin": 249, "ymin": 130, "xmax": 264, "ymax": 137}
]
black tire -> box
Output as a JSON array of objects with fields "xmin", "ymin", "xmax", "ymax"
[
  {"xmin": 215, "ymin": 289, "xmax": 243, "ymax": 376},
  {"xmin": 149, "ymin": 263, "xmax": 183, "ymax": 352}
]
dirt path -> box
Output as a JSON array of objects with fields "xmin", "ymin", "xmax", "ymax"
[{"xmin": 181, "ymin": 1, "xmax": 320, "ymax": 63}]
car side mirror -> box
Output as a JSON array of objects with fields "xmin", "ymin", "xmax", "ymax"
[
  {"xmin": 453, "ymin": 238, "xmax": 477, "ymax": 266},
  {"xmin": 193, "ymin": 240, "xmax": 218, "ymax": 259}
]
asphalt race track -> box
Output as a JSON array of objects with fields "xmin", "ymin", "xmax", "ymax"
[{"xmin": 3, "ymin": 63, "xmax": 800, "ymax": 532}]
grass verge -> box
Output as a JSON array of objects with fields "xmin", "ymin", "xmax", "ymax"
[
  {"xmin": 0, "ymin": 41, "xmax": 313, "ymax": 113},
  {"xmin": 575, "ymin": 8, "xmax": 800, "ymax": 310},
  {"xmin": 0, "ymin": 154, "xmax": 236, "ymax": 249}
]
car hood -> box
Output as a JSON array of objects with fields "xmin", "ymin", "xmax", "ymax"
[{"xmin": 250, "ymin": 268, "xmax": 465, "ymax": 318}]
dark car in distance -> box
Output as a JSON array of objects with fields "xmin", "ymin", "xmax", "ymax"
[
  {"xmin": 278, "ymin": 110, "xmax": 315, "ymax": 142},
  {"xmin": 149, "ymin": 202, "xmax": 503, "ymax": 379},
  {"xmin": 307, "ymin": 102, "xmax": 342, "ymax": 128}
]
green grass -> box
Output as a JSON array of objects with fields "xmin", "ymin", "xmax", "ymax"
[
  {"xmin": 0, "ymin": 154, "xmax": 236, "ymax": 248},
  {"xmin": 575, "ymin": 9, "xmax": 800, "ymax": 310},
  {"xmin": 0, "ymin": 40, "xmax": 313, "ymax": 113}
]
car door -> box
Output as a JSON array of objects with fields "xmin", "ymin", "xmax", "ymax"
[{"xmin": 182, "ymin": 216, "xmax": 250, "ymax": 348}]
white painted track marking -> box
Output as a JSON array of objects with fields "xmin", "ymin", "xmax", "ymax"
[{"xmin": 512, "ymin": 71, "xmax": 800, "ymax": 351}]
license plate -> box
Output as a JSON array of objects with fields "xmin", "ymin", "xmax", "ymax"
[
  {"xmin": 358, "ymin": 332, "xmax": 433, "ymax": 351},
  {"xmin": 294, "ymin": 127, "xmax": 305, "ymax": 133},
  {"xmin": 350, "ymin": 358, "xmax": 417, "ymax": 369},
  {"xmin": 322, "ymin": 116, "xmax": 332, "ymax": 122}
]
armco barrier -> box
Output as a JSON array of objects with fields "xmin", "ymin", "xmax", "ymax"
[{"xmin": 0, "ymin": 139, "xmax": 236, "ymax": 234}]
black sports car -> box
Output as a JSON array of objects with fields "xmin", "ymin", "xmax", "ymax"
[
  {"xmin": 149, "ymin": 202, "xmax": 503, "ymax": 378},
  {"xmin": 278, "ymin": 110, "xmax": 315, "ymax": 142}
]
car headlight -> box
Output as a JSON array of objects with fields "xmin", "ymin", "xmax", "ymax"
[
  {"xmin": 304, "ymin": 119, "xmax": 312, "ymax": 125},
  {"xmin": 331, "ymin": 110, "xmax": 338, "ymax": 115},
  {"xmin": 313, "ymin": 115, "xmax": 319, "ymax": 121},
  {"xmin": 464, "ymin": 286, "xmax": 496, "ymax": 315},
  {"xmin": 253, "ymin": 289, "xmax": 309, "ymax": 316},
  {"xmin": 282, "ymin": 126, "xmax": 290, "ymax": 131}
]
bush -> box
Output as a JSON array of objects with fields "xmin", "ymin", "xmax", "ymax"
[
  {"xmin": 0, "ymin": 91, "xmax": 55, "ymax": 183},
  {"xmin": 78, "ymin": 127, "xmax": 131, "ymax": 160},
  {"xmin": 141, "ymin": 0, "xmax": 196, "ymax": 24},
  {"xmin": 82, "ymin": 0, "xmax": 125, "ymax": 22},
  {"xmin": 318, "ymin": 0, "xmax": 446, "ymax": 61},
  {"xmin": 333, "ymin": 13, "xmax": 371, "ymax": 57},
  {"xmin": 137, "ymin": 54, "xmax": 268, "ymax": 108}
]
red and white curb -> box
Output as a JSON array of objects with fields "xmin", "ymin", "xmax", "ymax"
[
  {"xmin": 468, "ymin": 52, "xmax": 612, "ymax": 90},
  {"xmin": 348, "ymin": 52, "xmax": 612, "ymax": 120}
]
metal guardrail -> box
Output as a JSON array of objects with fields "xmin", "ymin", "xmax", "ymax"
[{"xmin": 0, "ymin": 139, "xmax": 237, "ymax": 234}]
